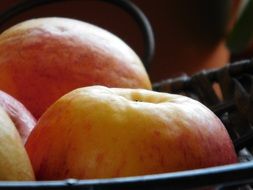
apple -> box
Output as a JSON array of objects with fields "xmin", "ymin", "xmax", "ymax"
[
  {"xmin": 25, "ymin": 85, "xmax": 237, "ymax": 180},
  {"xmin": 0, "ymin": 105, "xmax": 35, "ymax": 180},
  {"xmin": 0, "ymin": 90, "xmax": 36, "ymax": 144},
  {"xmin": 0, "ymin": 17, "xmax": 152, "ymax": 119}
]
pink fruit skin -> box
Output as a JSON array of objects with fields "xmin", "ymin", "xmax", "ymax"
[{"xmin": 0, "ymin": 90, "xmax": 36, "ymax": 144}]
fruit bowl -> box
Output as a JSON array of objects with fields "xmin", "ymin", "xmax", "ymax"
[
  {"xmin": 1, "ymin": 0, "xmax": 253, "ymax": 189},
  {"xmin": 0, "ymin": 59, "xmax": 252, "ymax": 189}
]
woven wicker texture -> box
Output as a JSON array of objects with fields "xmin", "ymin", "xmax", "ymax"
[{"xmin": 153, "ymin": 59, "xmax": 253, "ymax": 153}]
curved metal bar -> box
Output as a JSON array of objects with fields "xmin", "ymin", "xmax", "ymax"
[
  {"xmin": 0, "ymin": 162, "xmax": 253, "ymax": 189},
  {"xmin": 0, "ymin": 0, "xmax": 155, "ymax": 69}
]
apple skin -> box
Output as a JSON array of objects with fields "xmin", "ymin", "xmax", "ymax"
[
  {"xmin": 0, "ymin": 105, "xmax": 35, "ymax": 180},
  {"xmin": 0, "ymin": 17, "xmax": 152, "ymax": 119},
  {"xmin": 0, "ymin": 90, "xmax": 36, "ymax": 144},
  {"xmin": 25, "ymin": 86, "xmax": 237, "ymax": 180}
]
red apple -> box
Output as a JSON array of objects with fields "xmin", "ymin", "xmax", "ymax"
[
  {"xmin": 25, "ymin": 85, "xmax": 237, "ymax": 180},
  {"xmin": 0, "ymin": 90, "xmax": 36, "ymax": 144},
  {"xmin": 0, "ymin": 105, "xmax": 35, "ymax": 180},
  {"xmin": 0, "ymin": 17, "xmax": 152, "ymax": 119}
]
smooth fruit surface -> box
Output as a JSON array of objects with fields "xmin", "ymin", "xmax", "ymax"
[
  {"xmin": 0, "ymin": 90, "xmax": 36, "ymax": 144},
  {"xmin": 0, "ymin": 17, "xmax": 151, "ymax": 118},
  {"xmin": 26, "ymin": 86, "xmax": 237, "ymax": 180},
  {"xmin": 0, "ymin": 105, "xmax": 34, "ymax": 180}
]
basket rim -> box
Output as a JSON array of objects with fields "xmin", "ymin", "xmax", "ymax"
[{"xmin": 0, "ymin": 161, "xmax": 253, "ymax": 189}]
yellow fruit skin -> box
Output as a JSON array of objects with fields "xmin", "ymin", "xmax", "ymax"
[
  {"xmin": 0, "ymin": 106, "xmax": 35, "ymax": 180},
  {"xmin": 26, "ymin": 86, "xmax": 237, "ymax": 180}
]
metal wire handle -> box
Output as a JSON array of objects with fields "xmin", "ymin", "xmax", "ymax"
[{"xmin": 0, "ymin": 0, "xmax": 155, "ymax": 69}]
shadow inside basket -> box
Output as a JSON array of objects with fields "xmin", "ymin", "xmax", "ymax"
[
  {"xmin": 153, "ymin": 59, "xmax": 253, "ymax": 189},
  {"xmin": 154, "ymin": 59, "xmax": 253, "ymax": 152}
]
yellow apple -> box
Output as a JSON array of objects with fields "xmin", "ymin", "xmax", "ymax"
[
  {"xmin": 0, "ymin": 90, "xmax": 36, "ymax": 144},
  {"xmin": 25, "ymin": 86, "xmax": 237, "ymax": 180},
  {"xmin": 0, "ymin": 105, "xmax": 34, "ymax": 180},
  {"xmin": 0, "ymin": 17, "xmax": 151, "ymax": 119}
]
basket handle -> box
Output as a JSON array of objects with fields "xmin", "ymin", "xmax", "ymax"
[{"xmin": 0, "ymin": 0, "xmax": 155, "ymax": 69}]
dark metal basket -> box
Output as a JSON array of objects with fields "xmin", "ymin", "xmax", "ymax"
[
  {"xmin": 1, "ymin": 60, "xmax": 253, "ymax": 190},
  {"xmin": 1, "ymin": 0, "xmax": 253, "ymax": 189},
  {"xmin": 154, "ymin": 59, "xmax": 253, "ymax": 154}
]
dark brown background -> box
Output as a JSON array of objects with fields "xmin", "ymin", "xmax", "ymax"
[{"xmin": 0, "ymin": 0, "xmax": 235, "ymax": 83}]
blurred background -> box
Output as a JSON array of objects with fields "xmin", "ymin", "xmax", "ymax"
[{"xmin": 0, "ymin": 0, "xmax": 252, "ymax": 83}]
